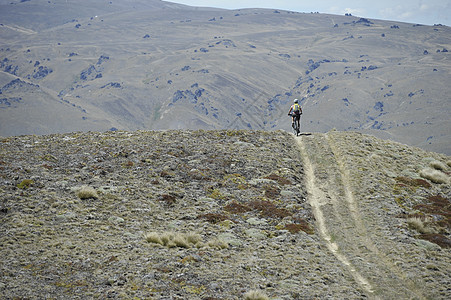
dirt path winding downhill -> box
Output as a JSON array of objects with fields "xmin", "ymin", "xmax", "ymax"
[{"xmin": 297, "ymin": 133, "xmax": 426, "ymax": 299}]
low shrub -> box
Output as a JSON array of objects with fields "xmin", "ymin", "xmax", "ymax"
[
  {"xmin": 418, "ymin": 233, "xmax": 451, "ymax": 248},
  {"xmin": 198, "ymin": 213, "xmax": 229, "ymax": 224},
  {"xmin": 395, "ymin": 176, "xmax": 431, "ymax": 188},
  {"xmin": 285, "ymin": 219, "xmax": 314, "ymax": 234},
  {"xmin": 17, "ymin": 179, "xmax": 33, "ymax": 189},
  {"xmin": 249, "ymin": 200, "xmax": 292, "ymax": 219},
  {"xmin": 224, "ymin": 201, "xmax": 252, "ymax": 214}
]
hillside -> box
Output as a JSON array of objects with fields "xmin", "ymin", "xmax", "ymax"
[
  {"xmin": 0, "ymin": 0, "xmax": 450, "ymax": 154},
  {"xmin": 0, "ymin": 130, "xmax": 449, "ymax": 299}
]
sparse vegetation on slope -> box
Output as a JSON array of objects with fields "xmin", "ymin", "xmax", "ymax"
[
  {"xmin": 0, "ymin": 130, "xmax": 449, "ymax": 299},
  {"xmin": 0, "ymin": 0, "xmax": 450, "ymax": 154}
]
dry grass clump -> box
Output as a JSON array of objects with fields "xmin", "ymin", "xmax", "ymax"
[
  {"xmin": 77, "ymin": 185, "xmax": 99, "ymax": 199},
  {"xmin": 145, "ymin": 232, "xmax": 204, "ymax": 248},
  {"xmin": 207, "ymin": 238, "xmax": 229, "ymax": 250},
  {"xmin": 146, "ymin": 232, "xmax": 193, "ymax": 248},
  {"xmin": 145, "ymin": 232, "xmax": 229, "ymax": 249},
  {"xmin": 419, "ymin": 168, "xmax": 449, "ymax": 184},
  {"xmin": 429, "ymin": 160, "xmax": 447, "ymax": 171},
  {"xmin": 145, "ymin": 232, "xmax": 163, "ymax": 245},
  {"xmin": 244, "ymin": 289, "xmax": 269, "ymax": 300},
  {"xmin": 407, "ymin": 217, "xmax": 436, "ymax": 234}
]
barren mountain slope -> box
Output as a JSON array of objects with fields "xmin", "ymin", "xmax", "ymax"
[
  {"xmin": 0, "ymin": 0, "xmax": 450, "ymax": 154},
  {"xmin": 0, "ymin": 130, "xmax": 449, "ymax": 299}
]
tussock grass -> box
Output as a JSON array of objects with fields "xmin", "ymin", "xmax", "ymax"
[
  {"xmin": 407, "ymin": 217, "xmax": 436, "ymax": 234},
  {"xmin": 145, "ymin": 231, "xmax": 231, "ymax": 249},
  {"xmin": 145, "ymin": 232, "xmax": 207, "ymax": 248},
  {"xmin": 419, "ymin": 168, "xmax": 449, "ymax": 184},
  {"xmin": 244, "ymin": 289, "xmax": 269, "ymax": 300},
  {"xmin": 186, "ymin": 232, "xmax": 202, "ymax": 245},
  {"xmin": 207, "ymin": 238, "xmax": 229, "ymax": 250},
  {"xmin": 173, "ymin": 234, "xmax": 190, "ymax": 248},
  {"xmin": 77, "ymin": 185, "xmax": 99, "ymax": 199},
  {"xmin": 145, "ymin": 232, "xmax": 163, "ymax": 245},
  {"xmin": 429, "ymin": 160, "xmax": 447, "ymax": 171}
]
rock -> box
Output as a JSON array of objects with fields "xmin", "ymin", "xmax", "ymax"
[{"xmin": 245, "ymin": 228, "xmax": 267, "ymax": 240}]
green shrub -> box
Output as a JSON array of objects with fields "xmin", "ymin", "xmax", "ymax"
[{"xmin": 17, "ymin": 179, "xmax": 34, "ymax": 189}]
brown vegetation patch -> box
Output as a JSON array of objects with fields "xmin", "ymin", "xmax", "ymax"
[
  {"xmin": 395, "ymin": 176, "xmax": 431, "ymax": 189},
  {"xmin": 264, "ymin": 185, "xmax": 280, "ymax": 199},
  {"xmin": 224, "ymin": 201, "xmax": 252, "ymax": 214},
  {"xmin": 160, "ymin": 170, "xmax": 175, "ymax": 178},
  {"xmin": 159, "ymin": 194, "xmax": 177, "ymax": 206},
  {"xmin": 414, "ymin": 194, "xmax": 450, "ymax": 228},
  {"xmin": 285, "ymin": 220, "xmax": 314, "ymax": 235},
  {"xmin": 197, "ymin": 213, "xmax": 229, "ymax": 224},
  {"xmin": 264, "ymin": 174, "xmax": 292, "ymax": 185},
  {"xmin": 418, "ymin": 234, "xmax": 451, "ymax": 248},
  {"xmin": 248, "ymin": 200, "xmax": 292, "ymax": 219}
]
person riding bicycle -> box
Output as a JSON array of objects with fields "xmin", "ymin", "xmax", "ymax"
[{"xmin": 288, "ymin": 99, "xmax": 302, "ymax": 134}]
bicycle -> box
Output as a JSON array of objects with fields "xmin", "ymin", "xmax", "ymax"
[{"xmin": 289, "ymin": 113, "xmax": 301, "ymax": 136}]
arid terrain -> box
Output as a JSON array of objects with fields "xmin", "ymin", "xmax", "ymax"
[
  {"xmin": 0, "ymin": 0, "xmax": 450, "ymax": 154},
  {"xmin": 0, "ymin": 130, "xmax": 449, "ymax": 299}
]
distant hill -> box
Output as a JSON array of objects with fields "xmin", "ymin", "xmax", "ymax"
[
  {"xmin": 0, "ymin": 130, "xmax": 449, "ymax": 298},
  {"xmin": 0, "ymin": 0, "xmax": 450, "ymax": 154}
]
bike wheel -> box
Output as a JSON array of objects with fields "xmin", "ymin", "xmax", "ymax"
[{"xmin": 292, "ymin": 122, "xmax": 299, "ymax": 136}]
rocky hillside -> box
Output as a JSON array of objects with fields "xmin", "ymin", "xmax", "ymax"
[
  {"xmin": 0, "ymin": 0, "xmax": 450, "ymax": 154},
  {"xmin": 0, "ymin": 130, "xmax": 449, "ymax": 299}
]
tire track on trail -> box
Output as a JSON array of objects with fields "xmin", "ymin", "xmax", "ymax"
[
  {"xmin": 296, "ymin": 134, "xmax": 375, "ymax": 297},
  {"xmin": 296, "ymin": 133, "xmax": 426, "ymax": 299}
]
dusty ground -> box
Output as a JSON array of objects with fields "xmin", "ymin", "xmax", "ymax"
[{"xmin": 0, "ymin": 130, "xmax": 449, "ymax": 299}]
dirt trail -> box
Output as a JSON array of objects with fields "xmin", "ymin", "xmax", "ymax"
[{"xmin": 297, "ymin": 133, "xmax": 426, "ymax": 299}]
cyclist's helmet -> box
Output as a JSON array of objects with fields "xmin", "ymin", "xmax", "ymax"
[{"xmin": 294, "ymin": 99, "xmax": 299, "ymax": 103}]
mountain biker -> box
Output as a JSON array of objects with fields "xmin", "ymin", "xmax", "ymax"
[{"xmin": 288, "ymin": 99, "xmax": 302, "ymax": 135}]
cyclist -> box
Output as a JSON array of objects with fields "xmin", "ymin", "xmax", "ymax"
[{"xmin": 288, "ymin": 99, "xmax": 302, "ymax": 135}]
